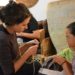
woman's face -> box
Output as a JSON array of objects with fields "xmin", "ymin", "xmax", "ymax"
[
  {"xmin": 65, "ymin": 28, "xmax": 75, "ymax": 49},
  {"xmin": 13, "ymin": 17, "xmax": 31, "ymax": 32}
]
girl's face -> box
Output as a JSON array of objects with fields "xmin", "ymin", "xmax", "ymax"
[
  {"xmin": 13, "ymin": 17, "xmax": 31, "ymax": 32},
  {"xmin": 65, "ymin": 28, "xmax": 75, "ymax": 49}
]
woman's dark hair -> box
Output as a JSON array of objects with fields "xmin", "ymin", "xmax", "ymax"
[
  {"xmin": 0, "ymin": 1, "xmax": 31, "ymax": 26},
  {"xmin": 67, "ymin": 22, "xmax": 75, "ymax": 36}
]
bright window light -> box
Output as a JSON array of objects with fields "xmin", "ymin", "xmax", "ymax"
[{"xmin": 0, "ymin": 0, "xmax": 15, "ymax": 6}]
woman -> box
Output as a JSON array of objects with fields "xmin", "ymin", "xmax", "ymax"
[
  {"xmin": 16, "ymin": 5, "xmax": 39, "ymax": 43},
  {"xmin": 16, "ymin": 16, "xmax": 39, "ymax": 43},
  {"xmin": 0, "ymin": 1, "xmax": 40, "ymax": 75},
  {"xmin": 53, "ymin": 22, "xmax": 75, "ymax": 75}
]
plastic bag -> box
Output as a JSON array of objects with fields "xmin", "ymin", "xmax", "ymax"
[{"xmin": 38, "ymin": 58, "xmax": 65, "ymax": 75}]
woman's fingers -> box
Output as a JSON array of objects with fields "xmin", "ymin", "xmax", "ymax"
[{"xmin": 27, "ymin": 45, "xmax": 38, "ymax": 56}]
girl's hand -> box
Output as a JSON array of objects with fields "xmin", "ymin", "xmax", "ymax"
[{"xmin": 53, "ymin": 55, "xmax": 66, "ymax": 65}]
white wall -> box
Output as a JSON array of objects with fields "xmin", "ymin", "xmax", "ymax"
[
  {"xmin": 0, "ymin": 0, "xmax": 9, "ymax": 6},
  {"xmin": 0, "ymin": 0, "xmax": 15, "ymax": 6},
  {"xmin": 0, "ymin": 0, "xmax": 58, "ymax": 21},
  {"xmin": 29, "ymin": 0, "xmax": 58, "ymax": 21}
]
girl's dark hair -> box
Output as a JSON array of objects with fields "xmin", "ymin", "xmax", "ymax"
[
  {"xmin": 0, "ymin": 1, "xmax": 31, "ymax": 26},
  {"xmin": 67, "ymin": 22, "xmax": 75, "ymax": 36}
]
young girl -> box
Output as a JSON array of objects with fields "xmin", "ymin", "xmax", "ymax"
[
  {"xmin": 53, "ymin": 22, "xmax": 75, "ymax": 75},
  {"xmin": 0, "ymin": 1, "xmax": 40, "ymax": 75}
]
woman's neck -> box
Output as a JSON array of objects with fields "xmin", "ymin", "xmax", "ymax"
[{"xmin": 6, "ymin": 27, "xmax": 15, "ymax": 34}]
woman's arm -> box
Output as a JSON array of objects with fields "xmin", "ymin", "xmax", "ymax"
[
  {"xmin": 14, "ymin": 45, "xmax": 38, "ymax": 72},
  {"xmin": 16, "ymin": 30, "xmax": 41, "ymax": 39}
]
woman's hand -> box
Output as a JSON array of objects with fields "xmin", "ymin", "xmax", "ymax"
[
  {"xmin": 26, "ymin": 45, "xmax": 38, "ymax": 57},
  {"xmin": 33, "ymin": 30, "xmax": 40, "ymax": 39}
]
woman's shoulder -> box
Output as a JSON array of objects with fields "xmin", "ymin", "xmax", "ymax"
[{"xmin": 0, "ymin": 26, "xmax": 9, "ymax": 40}]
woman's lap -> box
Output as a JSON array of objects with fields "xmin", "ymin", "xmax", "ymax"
[{"xmin": 15, "ymin": 61, "xmax": 41, "ymax": 75}]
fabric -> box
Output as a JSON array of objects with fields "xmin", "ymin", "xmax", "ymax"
[
  {"xmin": 18, "ymin": 16, "xmax": 38, "ymax": 42},
  {"xmin": 72, "ymin": 57, "xmax": 75, "ymax": 75},
  {"xmin": 15, "ymin": 61, "xmax": 41, "ymax": 75},
  {"xmin": 58, "ymin": 48, "xmax": 73, "ymax": 62},
  {"xmin": 0, "ymin": 25, "xmax": 19, "ymax": 75}
]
